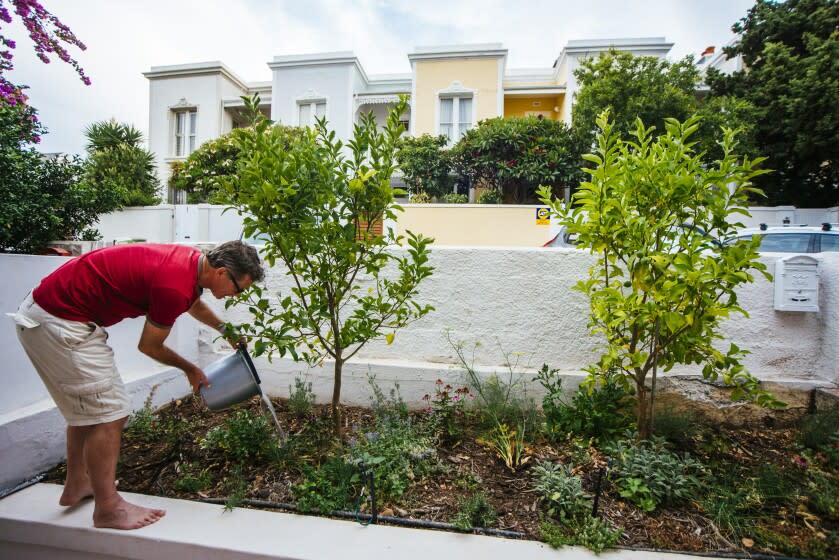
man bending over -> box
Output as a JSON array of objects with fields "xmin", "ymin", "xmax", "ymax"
[{"xmin": 13, "ymin": 241, "xmax": 264, "ymax": 529}]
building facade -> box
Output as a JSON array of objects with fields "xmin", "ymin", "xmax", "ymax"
[{"xmin": 145, "ymin": 38, "xmax": 678, "ymax": 202}]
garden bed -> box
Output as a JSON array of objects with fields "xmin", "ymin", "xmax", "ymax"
[{"xmin": 44, "ymin": 380, "xmax": 838, "ymax": 559}]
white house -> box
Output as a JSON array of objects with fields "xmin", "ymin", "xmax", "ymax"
[{"xmin": 145, "ymin": 38, "xmax": 682, "ymax": 202}]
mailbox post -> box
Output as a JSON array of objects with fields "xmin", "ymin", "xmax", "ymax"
[{"xmin": 773, "ymin": 255, "xmax": 819, "ymax": 312}]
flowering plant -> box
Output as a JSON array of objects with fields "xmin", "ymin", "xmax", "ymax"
[
  {"xmin": 423, "ymin": 379, "xmax": 472, "ymax": 443},
  {"xmin": 1, "ymin": 0, "xmax": 89, "ymax": 107}
]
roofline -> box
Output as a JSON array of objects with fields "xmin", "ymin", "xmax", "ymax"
[
  {"xmin": 408, "ymin": 43, "xmax": 508, "ymax": 61},
  {"xmin": 143, "ymin": 61, "xmax": 251, "ymax": 91},
  {"xmin": 268, "ymin": 51, "xmax": 369, "ymax": 83}
]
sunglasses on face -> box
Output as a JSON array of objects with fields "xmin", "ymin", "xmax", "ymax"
[{"xmin": 227, "ymin": 271, "xmax": 245, "ymax": 294}]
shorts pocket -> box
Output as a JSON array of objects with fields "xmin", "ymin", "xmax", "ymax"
[
  {"xmin": 58, "ymin": 322, "xmax": 98, "ymax": 347},
  {"xmin": 59, "ymin": 378, "xmax": 114, "ymax": 416}
]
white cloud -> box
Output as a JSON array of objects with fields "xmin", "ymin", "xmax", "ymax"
[{"xmin": 5, "ymin": 0, "xmax": 752, "ymax": 155}]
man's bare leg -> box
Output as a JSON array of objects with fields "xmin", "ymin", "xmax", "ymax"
[
  {"xmin": 85, "ymin": 417, "xmax": 166, "ymax": 529},
  {"xmin": 59, "ymin": 425, "xmax": 94, "ymax": 506}
]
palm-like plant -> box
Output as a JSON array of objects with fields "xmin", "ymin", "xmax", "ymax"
[
  {"xmin": 84, "ymin": 119, "xmax": 145, "ymax": 152},
  {"xmin": 83, "ymin": 119, "xmax": 160, "ymax": 207}
]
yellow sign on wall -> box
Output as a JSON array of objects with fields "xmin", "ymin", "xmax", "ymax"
[{"xmin": 536, "ymin": 207, "xmax": 550, "ymax": 225}]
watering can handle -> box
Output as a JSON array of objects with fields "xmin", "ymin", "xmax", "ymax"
[{"xmin": 237, "ymin": 344, "xmax": 262, "ymax": 385}]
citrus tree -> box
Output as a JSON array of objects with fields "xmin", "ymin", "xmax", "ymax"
[
  {"xmin": 539, "ymin": 112, "xmax": 783, "ymax": 440},
  {"xmin": 223, "ymin": 96, "xmax": 434, "ymax": 436}
]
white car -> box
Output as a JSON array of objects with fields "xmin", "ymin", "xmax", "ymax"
[{"xmin": 727, "ymin": 224, "xmax": 839, "ymax": 253}]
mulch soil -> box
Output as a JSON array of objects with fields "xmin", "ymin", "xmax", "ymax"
[{"xmin": 43, "ymin": 394, "xmax": 837, "ymax": 559}]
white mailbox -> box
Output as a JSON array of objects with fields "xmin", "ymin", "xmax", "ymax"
[{"xmin": 774, "ymin": 255, "xmax": 819, "ymax": 312}]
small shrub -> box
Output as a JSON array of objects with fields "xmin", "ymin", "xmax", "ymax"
[
  {"xmin": 450, "ymin": 491, "xmax": 497, "ymax": 530},
  {"xmin": 477, "ymin": 188, "xmax": 502, "ymax": 204},
  {"xmin": 806, "ymin": 469, "xmax": 839, "ymax": 521},
  {"xmin": 410, "ymin": 191, "xmax": 432, "ymax": 203},
  {"xmin": 443, "ymin": 193, "xmax": 468, "ymax": 204},
  {"xmin": 126, "ymin": 388, "xmax": 160, "ymax": 443},
  {"xmin": 606, "ymin": 434, "xmax": 704, "ymax": 512},
  {"xmin": 799, "ymin": 408, "xmax": 839, "ymax": 468},
  {"xmin": 754, "ymin": 463, "xmax": 798, "ymax": 506},
  {"xmin": 540, "ymin": 516, "xmax": 621, "ymax": 554},
  {"xmin": 450, "ymin": 336, "xmax": 541, "ymax": 435},
  {"xmin": 201, "ymin": 409, "xmax": 278, "ymax": 463},
  {"xmin": 652, "ymin": 404, "xmax": 698, "ymax": 450},
  {"xmin": 288, "ymin": 377, "xmax": 316, "ymax": 419},
  {"xmin": 700, "ymin": 468, "xmax": 762, "ymax": 537},
  {"xmin": 174, "ymin": 461, "xmax": 213, "ymax": 493},
  {"xmin": 292, "ymin": 457, "xmax": 360, "ymax": 513},
  {"xmin": 367, "ymin": 375, "xmax": 409, "ymax": 426},
  {"xmin": 479, "ymin": 420, "xmax": 529, "ymax": 471},
  {"xmin": 531, "ymin": 461, "xmax": 591, "ymax": 519},
  {"xmin": 223, "ymin": 464, "xmax": 249, "ymax": 512},
  {"xmin": 537, "ymin": 365, "xmax": 634, "ymax": 443},
  {"xmin": 347, "ymin": 378, "xmax": 437, "ymax": 501},
  {"xmin": 754, "ymin": 523, "xmax": 833, "ymax": 560},
  {"xmin": 423, "ymin": 379, "xmax": 472, "ymax": 443}
]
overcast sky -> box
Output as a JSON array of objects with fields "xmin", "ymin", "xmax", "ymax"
[{"xmin": 6, "ymin": 0, "xmax": 755, "ymax": 155}]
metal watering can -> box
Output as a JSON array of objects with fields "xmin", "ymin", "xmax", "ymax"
[{"xmin": 199, "ymin": 345, "xmax": 262, "ymax": 411}]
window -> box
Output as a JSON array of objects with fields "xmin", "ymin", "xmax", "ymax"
[
  {"xmin": 174, "ymin": 110, "xmax": 197, "ymax": 157},
  {"xmin": 439, "ymin": 96, "xmax": 472, "ymax": 143},
  {"xmin": 818, "ymin": 234, "xmax": 839, "ymax": 252},
  {"xmin": 298, "ymin": 101, "xmax": 326, "ymax": 127},
  {"xmin": 758, "ymin": 233, "xmax": 812, "ymax": 253}
]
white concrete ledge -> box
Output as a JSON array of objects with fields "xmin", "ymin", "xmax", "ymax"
[
  {"xmin": 0, "ymin": 483, "xmax": 706, "ymax": 560},
  {"xmin": 0, "ymin": 367, "xmax": 190, "ymax": 490}
]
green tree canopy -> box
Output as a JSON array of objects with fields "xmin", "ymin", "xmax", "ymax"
[
  {"xmin": 0, "ymin": 96, "xmax": 121, "ymax": 253},
  {"xmin": 539, "ymin": 112, "xmax": 782, "ymax": 440},
  {"xmin": 395, "ymin": 133, "xmax": 454, "ymax": 199},
  {"xmin": 706, "ymin": 0, "xmax": 839, "ymax": 206},
  {"xmin": 83, "ymin": 119, "xmax": 160, "ymax": 206},
  {"xmin": 170, "ymin": 122, "xmax": 307, "ymax": 204},
  {"xmin": 572, "ymin": 49, "xmax": 756, "ymax": 164},
  {"xmin": 572, "ymin": 49, "xmax": 701, "ymax": 146},
  {"xmin": 450, "ymin": 116, "xmax": 583, "ymax": 203},
  {"xmin": 221, "ymin": 96, "xmax": 434, "ymax": 436}
]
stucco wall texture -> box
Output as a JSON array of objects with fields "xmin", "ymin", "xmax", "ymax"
[{"xmin": 225, "ymin": 247, "xmax": 839, "ymax": 388}]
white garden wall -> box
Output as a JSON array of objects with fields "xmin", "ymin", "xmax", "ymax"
[{"xmin": 212, "ymin": 247, "xmax": 839, "ymax": 409}]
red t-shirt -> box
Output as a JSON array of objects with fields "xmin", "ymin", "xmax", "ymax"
[{"xmin": 33, "ymin": 244, "xmax": 202, "ymax": 328}]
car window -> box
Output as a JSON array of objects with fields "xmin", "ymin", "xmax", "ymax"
[
  {"xmin": 758, "ymin": 233, "xmax": 811, "ymax": 253},
  {"xmin": 818, "ymin": 234, "xmax": 839, "ymax": 252}
]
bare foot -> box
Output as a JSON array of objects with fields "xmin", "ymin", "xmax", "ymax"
[
  {"xmin": 60, "ymin": 478, "xmax": 119, "ymax": 506},
  {"xmin": 59, "ymin": 479, "xmax": 94, "ymax": 506},
  {"xmin": 93, "ymin": 495, "xmax": 166, "ymax": 530}
]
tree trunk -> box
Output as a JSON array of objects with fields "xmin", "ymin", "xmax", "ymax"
[
  {"xmin": 636, "ymin": 376, "xmax": 649, "ymax": 441},
  {"xmin": 332, "ymin": 357, "xmax": 343, "ymax": 438}
]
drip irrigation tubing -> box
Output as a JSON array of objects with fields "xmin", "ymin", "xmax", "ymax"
[
  {"xmin": 201, "ymin": 497, "xmax": 810, "ymax": 560},
  {"xmin": 199, "ymin": 497, "xmax": 524, "ymax": 539},
  {"xmin": 613, "ymin": 545, "xmax": 808, "ymax": 560}
]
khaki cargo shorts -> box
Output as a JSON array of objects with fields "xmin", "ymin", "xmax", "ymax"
[{"xmin": 13, "ymin": 293, "xmax": 130, "ymax": 426}]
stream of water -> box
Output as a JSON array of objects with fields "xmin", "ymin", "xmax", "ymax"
[{"xmin": 260, "ymin": 392, "xmax": 287, "ymax": 442}]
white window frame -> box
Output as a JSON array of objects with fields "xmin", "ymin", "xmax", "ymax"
[
  {"xmin": 435, "ymin": 81, "xmax": 476, "ymax": 145},
  {"xmin": 173, "ymin": 109, "xmax": 197, "ymax": 157},
  {"xmin": 294, "ymin": 89, "xmax": 328, "ymax": 127}
]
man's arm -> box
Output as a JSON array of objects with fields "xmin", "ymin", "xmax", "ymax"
[
  {"xmin": 138, "ymin": 320, "xmax": 208, "ymax": 392},
  {"xmin": 187, "ymin": 298, "xmax": 242, "ymax": 348}
]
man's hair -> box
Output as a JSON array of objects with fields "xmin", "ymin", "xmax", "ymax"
[{"xmin": 206, "ymin": 241, "xmax": 265, "ymax": 282}]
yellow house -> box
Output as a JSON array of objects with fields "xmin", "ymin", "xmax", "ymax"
[{"xmin": 406, "ymin": 38, "xmax": 673, "ymax": 143}]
